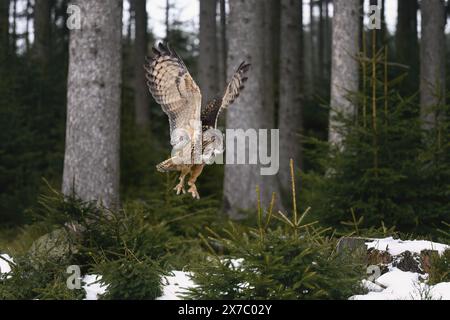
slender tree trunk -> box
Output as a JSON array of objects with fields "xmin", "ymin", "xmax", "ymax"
[
  {"xmin": 447, "ymin": 0, "xmax": 450, "ymax": 18},
  {"xmin": 165, "ymin": 0, "xmax": 170, "ymax": 41},
  {"xmin": 127, "ymin": 0, "xmax": 135, "ymax": 45},
  {"xmin": 263, "ymin": 0, "xmax": 276, "ymax": 128},
  {"xmin": 11, "ymin": 0, "xmax": 16, "ymax": 54},
  {"xmin": 0, "ymin": 0, "xmax": 9, "ymax": 60},
  {"xmin": 329, "ymin": 0, "xmax": 360, "ymax": 147},
  {"xmin": 25, "ymin": 0, "xmax": 31, "ymax": 52},
  {"xmin": 34, "ymin": 0, "xmax": 51, "ymax": 66},
  {"xmin": 309, "ymin": 0, "xmax": 316, "ymax": 96},
  {"xmin": 218, "ymin": 0, "xmax": 227, "ymax": 89},
  {"xmin": 199, "ymin": 0, "xmax": 218, "ymax": 105},
  {"xmin": 318, "ymin": 0, "xmax": 324, "ymax": 85},
  {"xmin": 396, "ymin": 0, "xmax": 419, "ymax": 94},
  {"xmin": 63, "ymin": 0, "xmax": 123, "ymax": 209},
  {"xmin": 272, "ymin": 0, "xmax": 281, "ymax": 107},
  {"xmin": 381, "ymin": 0, "xmax": 386, "ymax": 41},
  {"xmin": 420, "ymin": 0, "xmax": 446, "ymax": 130},
  {"xmin": 324, "ymin": 0, "xmax": 331, "ymax": 81},
  {"xmin": 279, "ymin": 0, "xmax": 303, "ymax": 192},
  {"xmin": 133, "ymin": 0, "xmax": 150, "ymax": 129},
  {"xmin": 224, "ymin": 0, "xmax": 283, "ymax": 219}
]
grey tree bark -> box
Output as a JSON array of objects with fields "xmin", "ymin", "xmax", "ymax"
[
  {"xmin": 63, "ymin": 0, "xmax": 123, "ymax": 209},
  {"xmin": 133, "ymin": 0, "xmax": 150, "ymax": 129},
  {"xmin": 34, "ymin": 0, "xmax": 51, "ymax": 66},
  {"xmin": 278, "ymin": 0, "xmax": 303, "ymax": 192},
  {"xmin": 420, "ymin": 0, "xmax": 446, "ymax": 130},
  {"xmin": 199, "ymin": 0, "xmax": 219, "ymax": 105},
  {"xmin": 224, "ymin": 0, "xmax": 283, "ymax": 219},
  {"xmin": 328, "ymin": 0, "xmax": 360, "ymax": 147}
]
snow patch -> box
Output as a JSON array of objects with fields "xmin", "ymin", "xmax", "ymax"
[
  {"xmin": 366, "ymin": 237, "xmax": 449, "ymax": 255},
  {"xmin": 352, "ymin": 268, "xmax": 450, "ymax": 300},
  {"xmin": 82, "ymin": 274, "xmax": 108, "ymax": 300},
  {"xmin": 429, "ymin": 282, "xmax": 450, "ymax": 300},
  {"xmin": 351, "ymin": 237, "xmax": 450, "ymax": 300},
  {"xmin": 157, "ymin": 271, "xmax": 196, "ymax": 300},
  {"xmin": 0, "ymin": 254, "xmax": 14, "ymax": 276}
]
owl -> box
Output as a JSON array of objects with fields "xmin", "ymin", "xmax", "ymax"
[{"xmin": 144, "ymin": 43, "xmax": 250, "ymax": 199}]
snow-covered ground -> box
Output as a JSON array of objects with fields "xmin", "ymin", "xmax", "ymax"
[
  {"xmin": 82, "ymin": 274, "xmax": 108, "ymax": 300},
  {"xmin": 1, "ymin": 237, "xmax": 449, "ymax": 300},
  {"xmin": 351, "ymin": 237, "xmax": 450, "ymax": 300},
  {"xmin": 365, "ymin": 237, "xmax": 448, "ymax": 255},
  {"xmin": 72, "ymin": 271, "xmax": 195, "ymax": 300},
  {"xmin": 352, "ymin": 268, "xmax": 450, "ymax": 300},
  {"xmin": 157, "ymin": 271, "xmax": 196, "ymax": 300},
  {"xmin": 0, "ymin": 254, "xmax": 14, "ymax": 275},
  {"xmin": 81, "ymin": 270, "xmax": 195, "ymax": 300}
]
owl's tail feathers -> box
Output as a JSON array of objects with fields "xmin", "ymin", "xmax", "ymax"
[{"xmin": 156, "ymin": 157, "xmax": 179, "ymax": 172}]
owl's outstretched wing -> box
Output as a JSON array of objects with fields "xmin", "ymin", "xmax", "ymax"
[
  {"xmin": 201, "ymin": 61, "xmax": 251, "ymax": 129},
  {"xmin": 145, "ymin": 43, "xmax": 202, "ymax": 141}
]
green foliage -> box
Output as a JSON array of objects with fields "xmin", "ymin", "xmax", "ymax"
[
  {"xmin": 428, "ymin": 249, "xmax": 450, "ymax": 285},
  {"xmin": 186, "ymin": 171, "xmax": 367, "ymax": 300},
  {"xmin": 0, "ymin": 4, "xmax": 69, "ymax": 226},
  {"xmin": 187, "ymin": 223, "xmax": 366, "ymax": 300},
  {"xmin": 300, "ymin": 45, "xmax": 450, "ymax": 237},
  {"xmin": 0, "ymin": 177, "xmax": 222, "ymax": 300},
  {"xmin": 92, "ymin": 254, "xmax": 167, "ymax": 300},
  {"xmin": 0, "ymin": 253, "xmax": 84, "ymax": 300}
]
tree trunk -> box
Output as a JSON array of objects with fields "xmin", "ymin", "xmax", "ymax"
[
  {"xmin": 127, "ymin": 0, "xmax": 135, "ymax": 46},
  {"xmin": 199, "ymin": 0, "xmax": 218, "ymax": 105},
  {"xmin": 309, "ymin": 0, "xmax": 316, "ymax": 97},
  {"xmin": 133, "ymin": 0, "xmax": 150, "ymax": 129},
  {"xmin": 218, "ymin": 0, "xmax": 227, "ymax": 89},
  {"xmin": 25, "ymin": 0, "xmax": 31, "ymax": 52},
  {"xmin": 63, "ymin": 0, "xmax": 123, "ymax": 209},
  {"xmin": 165, "ymin": 0, "xmax": 170, "ymax": 41},
  {"xmin": 278, "ymin": 0, "xmax": 303, "ymax": 192},
  {"xmin": 381, "ymin": 0, "xmax": 386, "ymax": 41},
  {"xmin": 396, "ymin": 0, "xmax": 419, "ymax": 94},
  {"xmin": 318, "ymin": 0, "xmax": 324, "ymax": 85},
  {"xmin": 420, "ymin": 0, "xmax": 446, "ymax": 130},
  {"xmin": 0, "ymin": 0, "xmax": 9, "ymax": 60},
  {"xmin": 328, "ymin": 0, "xmax": 360, "ymax": 147},
  {"xmin": 34, "ymin": 0, "xmax": 51, "ymax": 66},
  {"xmin": 11, "ymin": 0, "xmax": 16, "ymax": 54},
  {"xmin": 448, "ymin": 0, "xmax": 450, "ymax": 18},
  {"xmin": 224, "ymin": 0, "xmax": 283, "ymax": 219},
  {"xmin": 263, "ymin": 0, "xmax": 277, "ymax": 128},
  {"xmin": 324, "ymin": 0, "xmax": 331, "ymax": 81}
]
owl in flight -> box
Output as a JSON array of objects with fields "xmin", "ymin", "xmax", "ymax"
[{"xmin": 144, "ymin": 43, "xmax": 250, "ymax": 199}]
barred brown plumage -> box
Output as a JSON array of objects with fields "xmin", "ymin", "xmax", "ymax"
[{"xmin": 144, "ymin": 42, "xmax": 250, "ymax": 199}]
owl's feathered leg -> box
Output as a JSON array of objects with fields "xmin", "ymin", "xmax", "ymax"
[
  {"xmin": 187, "ymin": 164, "xmax": 204, "ymax": 200},
  {"xmin": 174, "ymin": 166, "xmax": 190, "ymax": 195}
]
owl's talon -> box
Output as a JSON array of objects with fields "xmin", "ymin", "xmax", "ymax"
[
  {"xmin": 188, "ymin": 184, "xmax": 200, "ymax": 200},
  {"xmin": 174, "ymin": 183, "xmax": 186, "ymax": 195}
]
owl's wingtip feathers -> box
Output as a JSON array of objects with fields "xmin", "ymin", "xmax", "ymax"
[{"xmin": 238, "ymin": 61, "xmax": 251, "ymax": 73}]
